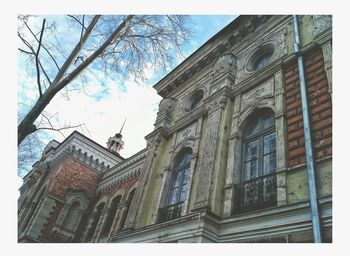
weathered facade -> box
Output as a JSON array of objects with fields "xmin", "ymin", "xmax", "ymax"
[{"xmin": 18, "ymin": 15, "xmax": 332, "ymax": 243}]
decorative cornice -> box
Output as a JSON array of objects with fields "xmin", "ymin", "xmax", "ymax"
[{"xmin": 153, "ymin": 16, "xmax": 275, "ymax": 98}]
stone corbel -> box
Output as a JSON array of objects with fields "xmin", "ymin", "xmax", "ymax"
[
  {"xmin": 207, "ymin": 96, "xmax": 228, "ymax": 115},
  {"xmin": 210, "ymin": 53, "xmax": 237, "ymax": 95},
  {"xmin": 154, "ymin": 98, "xmax": 177, "ymax": 129}
]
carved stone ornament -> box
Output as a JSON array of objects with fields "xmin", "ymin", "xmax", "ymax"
[
  {"xmin": 207, "ymin": 96, "xmax": 228, "ymax": 114},
  {"xmin": 146, "ymin": 133, "xmax": 162, "ymax": 149},
  {"xmin": 155, "ymin": 98, "xmax": 176, "ymax": 128},
  {"xmin": 212, "ymin": 54, "xmax": 237, "ymax": 77},
  {"xmin": 157, "ymin": 98, "xmax": 176, "ymax": 116},
  {"xmin": 175, "ymin": 122, "xmax": 197, "ymax": 148},
  {"xmin": 313, "ymin": 15, "xmax": 332, "ymax": 36},
  {"xmin": 240, "ymin": 78, "xmax": 274, "ymax": 112},
  {"xmin": 236, "ymin": 28, "xmax": 287, "ymax": 83}
]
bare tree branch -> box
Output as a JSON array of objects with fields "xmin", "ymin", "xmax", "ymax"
[
  {"xmin": 23, "ymin": 19, "xmax": 60, "ymax": 71},
  {"xmin": 35, "ymin": 19, "xmax": 46, "ymax": 97},
  {"xmin": 18, "ymin": 48, "xmax": 34, "ymax": 55},
  {"xmin": 18, "ymin": 15, "xmax": 192, "ymax": 147}
]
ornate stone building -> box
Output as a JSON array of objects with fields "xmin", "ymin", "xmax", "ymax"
[{"xmin": 18, "ymin": 15, "xmax": 332, "ymax": 243}]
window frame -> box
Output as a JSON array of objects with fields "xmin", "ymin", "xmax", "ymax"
[
  {"xmin": 166, "ymin": 151, "xmax": 192, "ymax": 207},
  {"xmin": 241, "ymin": 113, "xmax": 276, "ymax": 181}
]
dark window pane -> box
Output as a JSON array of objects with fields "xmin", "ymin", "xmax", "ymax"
[
  {"xmin": 253, "ymin": 51, "xmax": 273, "ymax": 70},
  {"xmin": 263, "ymin": 133, "xmax": 276, "ymax": 154},
  {"xmin": 173, "ymin": 171, "xmax": 182, "ymax": 188},
  {"xmin": 174, "ymin": 151, "xmax": 192, "ymax": 169},
  {"xmin": 180, "ymin": 185, "xmax": 188, "ymax": 202},
  {"xmin": 190, "ymin": 94, "xmax": 203, "ymax": 111},
  {"xmin": 262, "ymin": 115, "xmax": 274, "ymax": 130},
  {"xmin": 245, "ymin": 140, "xmax": 259, "ymax": 160},
  {"xmin": 243, "ymin": 118, "xmax": 260, "ymax": 137},
  {"xmin": 263, "ymin": 153, "xmax": 276, "ymax": 174},
  {"xmin": 169, "ymin": 188, "xmax": 180, "ymax": 205},
  {"xmin": 182, "ymin": 168, "xmax": 190, "ymax": 185}
]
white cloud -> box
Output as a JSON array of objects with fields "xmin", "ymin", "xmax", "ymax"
[{"xmin": 43, "ymin": 69, "xmax": 161, "ymax": 158}]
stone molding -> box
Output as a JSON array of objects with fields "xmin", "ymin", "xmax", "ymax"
[
  {"xmin": 236, "ymin": 28, "xmax": 288, "ymax": 84},
  {"xmin": 154, "ymin": 16, "xmax": 275, "ymax": 97}
]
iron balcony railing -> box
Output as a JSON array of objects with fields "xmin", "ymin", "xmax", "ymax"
[
  {"xmin": 233, "ymin": 172, "xmax": 277, "ymax": 214},
  {"xmin": 158, "ymin": 201, "xmax": 184, "ymax": 223}
]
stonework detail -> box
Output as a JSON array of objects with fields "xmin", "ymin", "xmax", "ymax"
[
  {"xmin": 18, "ymin": 16, "xmax": 332, "ymax": 244},
  {"xmin": 236, "ymin": 28, "xmax": 287, "ymax": 83},
  {"xmin": 176, "ymin": 86, "xmax": 208, "ymax": 120},
  {"xmin": 240, "ymin": 78, "xmax": 274, "ymax": 111},
  {"xmin": 313, "ymin": 15, "xmax": 332, "ymax": 36},
  {"xmin": 212, "ymin": 54, "xmax": 237, "ymax": 78},
  {"xmin": 175, "ymin": 122, "xmax": 197, "ymax": 148},
  {"xmin": 154, "ymin": 98, "xmax": 177, "ymax": 128}
]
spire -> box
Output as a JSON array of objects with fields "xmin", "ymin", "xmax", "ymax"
[
  {"xmin": 119, "ymin": 118, "xmax": 127, "ymax": 135},
  {"xmin": 106, "ymin": 119, "xmax": 126, "ymax": 155}
]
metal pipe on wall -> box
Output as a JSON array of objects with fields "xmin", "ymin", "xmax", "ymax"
[{"xmin": 292, "ymin": 15, "xmax": 322, "ymax": 243}]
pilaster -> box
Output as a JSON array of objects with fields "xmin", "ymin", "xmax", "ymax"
[{"xmin": 192, "ymin": 95, "xmax": 228, "ymax": 211}]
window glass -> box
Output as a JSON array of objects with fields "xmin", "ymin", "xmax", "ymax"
[
  {"xmin": 263, "ymin": 133, "xmax": 276, "ymax": 154},
  {"xmin": 190, "ymin": 95, "xmax": 202, "ymax": 111},
  {"xmin": 262, "ymin": 114, "xmax": 274, "ymax": 130},
  {"xmin": 168, "ymin": 150, "xmax": 192, "ymax": 205},
  {"xmin": 169, "ymin": 188, "xmax": 180, "ymax": 205},
  {"xmin": 253, "ymin": 51, "xmax": 273, "ymax": 70},
  {"xmin": 243, "ymin": 118, "xmax": 260, "ymax": 137},
  {"xmin": 242, "ymin": 112, "xmax": 276, "ymax": 180}
]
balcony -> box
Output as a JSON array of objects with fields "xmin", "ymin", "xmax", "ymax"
[
  {"xmin": 158, "ymin": 202, "xmax": 184, "ymax": 223},
  {"xmin": 233, "ymin": 172, "xmax": 277, "ymax": 214}
]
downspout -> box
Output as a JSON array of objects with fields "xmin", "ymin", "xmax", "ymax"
[{"xmin": 292, "ymin": 15, "xmax": 322, "ymax": 243}]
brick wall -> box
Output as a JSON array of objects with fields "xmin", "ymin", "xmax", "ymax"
[
  {"xmin": 50, "ymin": 156, "xmax": 101, "ymax": 199},
  {"xmin": 285, "ymin": 47, "xmax": 332, "ymax": 167}
]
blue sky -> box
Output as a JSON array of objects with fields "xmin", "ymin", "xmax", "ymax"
[{"xmin": 17, "ymin": 15, "xmax": 237, "ymax": 177}]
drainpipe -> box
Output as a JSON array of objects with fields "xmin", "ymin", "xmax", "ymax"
[{"xmin": 292, "ymin": 15, "xmax": 322, "ymax": 243}]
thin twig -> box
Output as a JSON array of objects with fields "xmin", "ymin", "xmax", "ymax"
[
  {"xmin": 18, "ymin": 48, "xmax": 34, "ymax": 55},
  {"xmin": 23, "ymin": 19, "xmax": 60, "ymax": 71}
]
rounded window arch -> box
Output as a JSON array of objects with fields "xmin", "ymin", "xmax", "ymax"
[
  {"xmin": 241, "ymin": 109, "xmax": 276, "ymax": 181},
  {"xmin": 184, "ymin": 90, "xmax": 204, "ymax": 112},
  {"xmin": 246, "ymin": 43, "xmax": 275, "ymax": 71},
  {"xmin": 159, "ymin": 148, "xmax": 193, "ymax": 223},
  {"xmin": 168, "ymin": 148, "xmax": 192, "ymax": 206},
  {"xmin": 233, "ymin": 109, "xmax": 277, "ymax": 213},
  {"xmin": 62, "ymin": 201, "xmax": 82, "ymax": 232}
]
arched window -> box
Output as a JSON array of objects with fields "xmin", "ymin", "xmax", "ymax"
[
  {"xmin": 234, "ymin": 111, "xmax": 277, "ymax": 213},
  {"xmin": 119, "ymin": 189, "xmax": 135, "ymax": 230},
  {"xmin": 185, "ymin": 90, "xmax": 204, "ymax": 112},
  {"xmin": 62, "ymin": 201, "xmax": 82, "ymax": 232},
  {"xmin": 159, "ymin": 148, "xmax": 192, "ymax": 222},
  {"xmin": 85, "ymin": 202, "xmax": 105, "ymax": 241},
  {"xmin": 101, "ymin": 195, "xmax": 121, "ymax": 236}
]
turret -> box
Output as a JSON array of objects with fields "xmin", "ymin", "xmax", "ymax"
[{"xmin": 106, "ymin": 119, "xmax": 126, "ymax": 155}]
